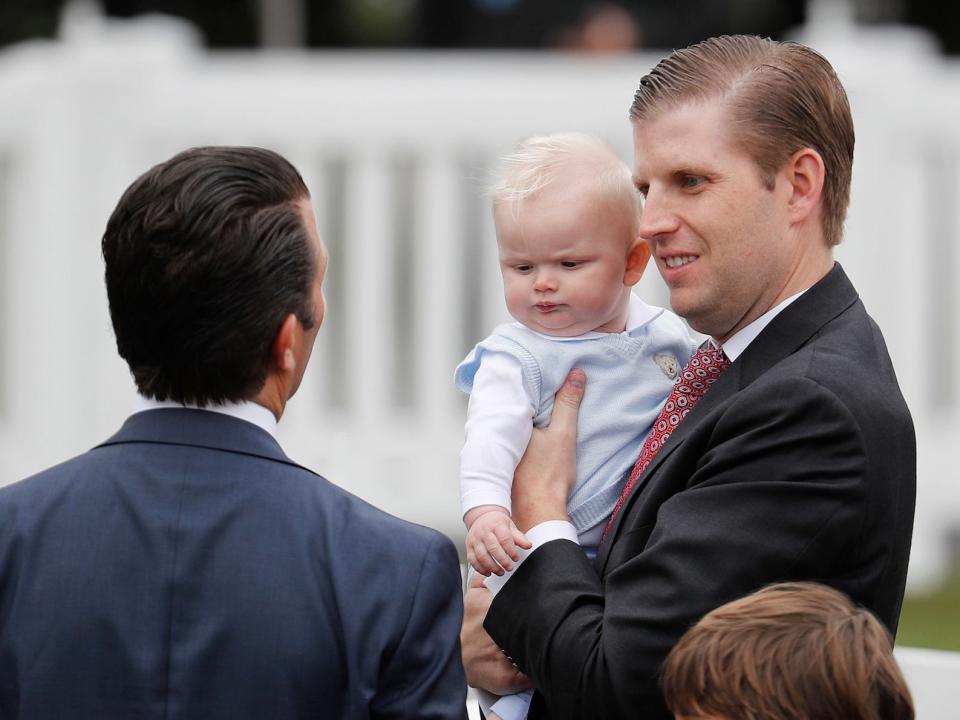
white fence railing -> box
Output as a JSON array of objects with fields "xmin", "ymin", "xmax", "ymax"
[
  {"xmin": 0, "ymin": 11, "xmax": 959, "ymax": 594},
  {"xmin": 894, "ymin": 646, "xmax": 960, "ymax": 718}
]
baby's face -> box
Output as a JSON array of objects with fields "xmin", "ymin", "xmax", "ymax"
[{"xmin": 495, "ymin": 180, "xmax": 639, "ymax": 337}]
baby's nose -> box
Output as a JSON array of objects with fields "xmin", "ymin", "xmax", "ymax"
[{"xmin": 533, "ymin": 270, "xmax": 558, "ymax": 292}]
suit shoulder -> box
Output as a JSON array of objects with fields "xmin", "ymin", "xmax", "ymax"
[
  {"xmin": 738, "ymin": 319, "xmax": 912, "ymax": 442},
  {"xmin": 0, "ymin": 450, "xmax": 96, "ymax": 505},
  {"xmin": 339, "ymin": 487, "xmax": 457, "ymax": 557},
  {"xmin": 278, "ymin": 463, "xmax": 457, "ymax": 557},
  {"xmin": 791, "ymin": 304, "xmax": 909, "ymax": 416}
]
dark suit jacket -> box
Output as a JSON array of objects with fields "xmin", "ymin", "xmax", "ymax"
[
  {"xmin": 0, "ymin": 408, "xmax": 467, "ymax": 719},
  {"xmin": 484, "ymin": 264, "xmax": 916, "ymax": 719}
]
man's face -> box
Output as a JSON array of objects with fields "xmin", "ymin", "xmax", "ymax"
[
  {"xmin": 289, "ymin": 198, "xmax": 327, "ymax": 398},
  {"xmin": 632, "ymin": 101, "xmax": 797, "ymax": 342}
]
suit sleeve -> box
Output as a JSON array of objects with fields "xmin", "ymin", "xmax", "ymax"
[
  {"xmin": 372, "ymin": 532, "xmax": 468, "ymax": 720},
  {"xmin": 484, "ymin": 375, "xmax": 868, "ymax": 719}
]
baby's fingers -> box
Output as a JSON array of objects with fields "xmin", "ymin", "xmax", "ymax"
[
  {"xmin": 491, "ymin": 524, "xmax": 524, "ymax": 566},
  {"xmin": 470, "ymin": 539, "xmax": 503, "ymax": 576},
  {"xmin": 484, "ymin": 533, "xmax": 518, "ymax": 572},
  {"xmin": 511, "ymin": 524, "xmax": 532, "ymax": 550}
]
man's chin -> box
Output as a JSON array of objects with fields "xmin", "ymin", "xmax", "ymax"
[
  {"xmin": 668, "ymin": 295, "xmax": 698, "ymax": 322},
  {"xmin": 673, "ymin": 302, "xmax": 717, "ymax": 337}
]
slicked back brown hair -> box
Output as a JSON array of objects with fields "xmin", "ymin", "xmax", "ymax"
[
  {"xmin": 102, "ymin": 146, "xmax": 315, "ymax": 406},
  {"xmin": 662, "ymin": 582, "xmax": 914, "ymax": 720},
  {"xmin": 630, "ymin": 35, "xmax": 854, "ymax": 247}
]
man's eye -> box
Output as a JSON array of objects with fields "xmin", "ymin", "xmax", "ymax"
[
  {"xmin": 682, "ymin": 175, "xmax": 704, "ymax": 189},
  {"xmin": 560, "ymin": 261, "xmax": 579, "ymax": 269}
]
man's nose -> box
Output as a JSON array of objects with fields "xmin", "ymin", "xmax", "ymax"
[{"xmin": 638, "ymin": 188, "xmax": 681, "ymax": 240}]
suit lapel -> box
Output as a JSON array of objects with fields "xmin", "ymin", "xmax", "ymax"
[
  {"xmin": 596, "ymin": 363, "xmax": 741, "ymax": 572},
  {"xmin": 96, "ymin": 407, "xmax": 309, "ymax": 473},
  {"xmin": 597, "ymin": 264, "xmax": 859, "ymax": 573}
]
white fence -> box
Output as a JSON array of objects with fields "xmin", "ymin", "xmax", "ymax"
[
  {"xmin": 1, "ymin": 10, "xmax": 959, "ymax": 594},
  {"xmin": 895, "ymin": 647, "xmax": 960, "ymax": 719}
]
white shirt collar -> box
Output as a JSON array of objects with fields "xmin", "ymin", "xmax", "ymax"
[
  {"xmin": 624, "ymin": 292, "xmax": 664, "ymax": 335},
  {"xmin": 520, "ymin": 292, "xmax": 664, "ymax": 342},
  {"xmin": 717, "ymin": 290, "xmax": 806, "ymax": 361},
  {"xmin": 133, "ymin": 395, "xmax": 279, "ymax": 439}
]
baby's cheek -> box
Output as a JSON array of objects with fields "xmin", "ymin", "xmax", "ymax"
[{"xmin": 504, "ymin": 285, "xmax": 529, "ymax": 318}]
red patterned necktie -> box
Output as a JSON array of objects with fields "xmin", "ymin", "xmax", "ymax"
[{"xmin": 603, "ymin": 344, "xmax": 731, "ymax": 541}]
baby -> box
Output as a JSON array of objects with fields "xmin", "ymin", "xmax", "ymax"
[{"xmin": 455, "ymin": 133, "xmax": 694, "ymax": 719}]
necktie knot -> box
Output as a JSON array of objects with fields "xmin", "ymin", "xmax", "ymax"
[{"xmin": 688, "ymin": 344, "xmax": 730, "ymax": 372}]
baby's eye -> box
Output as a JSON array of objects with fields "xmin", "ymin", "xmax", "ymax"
[
  {"xmin": 560, "ymin": 261, "xmax": 579, "ymax": 269},
  {"xmin": 515, "ymin": 264, "xmax": 533, "ymax": 273}
]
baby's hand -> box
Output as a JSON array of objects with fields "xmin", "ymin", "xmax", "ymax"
[{"xmin": 465, "ymin": 507, "xmax": 532, "ymax": 576}]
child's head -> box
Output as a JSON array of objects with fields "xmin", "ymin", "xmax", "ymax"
[
  {"xmin": 492, "ymin": 133, "xmax": 649, "ymax": 337},
  {"xmin": 662, "ymin": 582, "xmax": 914, "ymax": 720}
]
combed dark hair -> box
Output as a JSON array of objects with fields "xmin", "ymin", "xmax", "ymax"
[
  {"xmin": 662, "ymin": 582, "xmax": 915, "ymax": 720},
  {"xmin": 630, "ymin": 35, "xmax": 855, "ymax": 246},
  {"xmin": 102, "ymin": 146, "xmax": 315, "ymax": 406}
]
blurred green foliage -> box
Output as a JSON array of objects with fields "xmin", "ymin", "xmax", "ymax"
[{"xmin": 897, "ymin": 571, "xmax": 960, "ymax": 651}]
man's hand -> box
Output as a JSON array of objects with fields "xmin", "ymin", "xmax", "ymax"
[
  {"xmin": 512, "ymin": 369, "xmax": 586, "ymax": 532},
  {"xmin": 465, "ymin": 506, "xmax": 532, "ymax": 576},
  {"xmin": 461, "ymin": 573, "xmax": 532, "ymax": 696}
]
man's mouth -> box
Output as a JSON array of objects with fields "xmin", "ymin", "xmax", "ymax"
[{"xmin": 664, "ymin": 255, "xmax": 697, "ymax": 269}]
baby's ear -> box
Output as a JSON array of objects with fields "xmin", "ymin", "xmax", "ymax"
[{"xmin": 623, "ymin": 236, "xmax": 650, "ymax": 286}]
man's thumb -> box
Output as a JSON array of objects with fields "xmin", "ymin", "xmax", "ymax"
[{"xmin": 552, "ymin": 368, "xmax": 586, "ymax": 429}]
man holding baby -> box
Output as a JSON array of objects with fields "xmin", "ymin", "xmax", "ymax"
[{"xmin": 463, "ymin": 34, "xmax": 916, "ymax": 720}]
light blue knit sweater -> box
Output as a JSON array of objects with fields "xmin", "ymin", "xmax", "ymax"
[{"xmin": 455, "ymin": 307, "xmax": 694, "ymax": 533}]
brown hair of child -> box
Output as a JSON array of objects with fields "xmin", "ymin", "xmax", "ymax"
[{"xmin": 662, "ymin": 582, "xmax": 914, "ymax": 720}]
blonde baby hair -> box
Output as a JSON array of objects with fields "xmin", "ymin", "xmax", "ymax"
[{"xmin": 491, "ymin": 132, "xmax": 639, "ymax": 231}]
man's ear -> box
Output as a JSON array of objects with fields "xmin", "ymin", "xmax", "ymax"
[
  {"xmin": 270, "ymin": 313, "xmax": 300, "ymax": 376},
  {"xmin": 624, "ymin": 236, "xmax": 651, "ymax": 287},
  {"xmin": 785, "ymin": 148, "xmax": 826, "ymax": 226}
]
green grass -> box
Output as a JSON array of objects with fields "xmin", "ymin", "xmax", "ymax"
[{"xmin": 896, "ymin": 571, "xmax": 960, "ymax": 651}]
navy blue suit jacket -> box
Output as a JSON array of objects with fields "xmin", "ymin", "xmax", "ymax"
[{"xmin": 0, "ymin": 408, "xmax": 467, "ymax": 719}]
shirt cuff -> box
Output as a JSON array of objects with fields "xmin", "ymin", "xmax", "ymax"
[
  {"xmin": 483, "ymin": 520, "xmax": 579, "ymax": 596},
  {"xmin": 489, "ymin": 688, "xmax": 535, "ymax": 720}
]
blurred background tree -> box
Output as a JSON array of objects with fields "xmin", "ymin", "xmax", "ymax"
[{"xmin": 0, "ymin": 0, "xmax": 958, "ymax": 54}]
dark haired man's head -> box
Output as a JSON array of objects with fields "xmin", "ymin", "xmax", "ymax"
[{"xmin": 102, "ymin": 146, "xmax": 324, "ymax": 410}]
